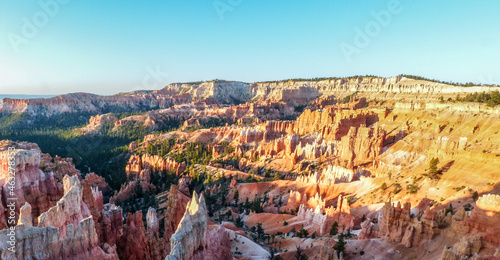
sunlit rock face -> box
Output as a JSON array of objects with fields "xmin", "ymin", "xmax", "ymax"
[
  {"xmin": 166, "ymin": 192, "xmax": 232, "ymax": 260},
  {"xmin": 167, "ymin": 192, "xmax": 208, "ymax": 260},
  {"xmin": 0, "ymin": 217, "xmax": 118, "ymax": 260},
  {"xmin": 379, "ymin": 200, "xmax": 440, "ymax": 248},
  {"xmin": 0, "ymin": 143, "xmax": 121, "ymax": 260},
  {"xmin": 0, "ymin": 174, "xmax": 118, "ymax": 260},
  {"xmin": 1, "ymin": 76, "xmax": 500, "ymax": 260},
  {"xmin": 0, "ymin": 144, "xmax": 65, "ymax": 228},
  {"xmin": 462, "ymin": 194, "xmax": 500, "ymax": 245}
]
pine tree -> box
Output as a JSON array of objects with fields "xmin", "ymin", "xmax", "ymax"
[
  {"xmin": 330, "ymin": 221, "xmax": 339, "ymax": 236},
  {"xmin": 333, "ymin": 234, "xmax": 346, "ymax": 257},
  {"xmin": 472, "ymin": 191, "xmax": 479, "ymax": 201},
  {"xmin": 234, "ymin": 190, "xmax": 239, "ymax": 204}
]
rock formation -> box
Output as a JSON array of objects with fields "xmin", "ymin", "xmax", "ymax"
[
  {"xmin": 0, "ymin": 173, "xmax": 118, "ymax": 259},
  {"xmin": 167, "ymin": 192, "xmax": 208, "ymax": 260},
  {"xmin": 0, "ymin": 217, "xmax": 118, "ymax": 260},
  {"xmin": 0, "ymin": 145, "xmax": 65, "ymax": 228},
  {"xmin": 118, "ymin": 211, "xmax": 152, "ymax": 260},
  {"xmin": 38, "ymin": 175, "xmax": 87, "ymax": 236},
  {"xmin": 161, "ymin": 185, "xmax": 190, "ymax": 253},
  {"xmin": 296, "ymin": 194, "xmax": 354, "ymax": 235},
  {"xmin": 126, "ymin": 154, "xmax": 186, "ymax": 178},
  {"xmin": 166, "ymin": 192, "xmax": 232, "ymax": 260},
  {"xmin": 0, "ymin": 92, "xmax": 183, "ymax": 116},
  {"xmin": 462, "ymin": 194, "xmax": 500, "ymax": 246},
  {"xmin": 377, "ymin": 200, "xmax": 439, "ymax": 248},
  {"xmin": 440, "ymin": 234, "xmax": 482, "ymax": 259}
]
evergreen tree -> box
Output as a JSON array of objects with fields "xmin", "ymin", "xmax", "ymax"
[
  {"xmin": 333, "ymin": 234, "xmax": 346, "ymax": 257},
  {"xmin": 330, "ymin": 221, "xmax": 339, "ymax": 236},
  {"xmin": 233, "ymin": 190, "xmax": 239, "ymax": 204},
  {"xmin": 472, "ymin": 191, "xmax": 479, "ymax": 201}
]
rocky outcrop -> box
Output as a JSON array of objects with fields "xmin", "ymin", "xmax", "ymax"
[
  {"xmin": 439, "ymin": 235, "xmax": 482, "ymax": 259},
  {"xmin": 475, "ymin": 194, "xmax": 500, "ymax": 212},
  {"xmin": 110, "ymin": 181, "xmax": 138, "ymax": 204},
  {"xmin": 164, "ymin": 81, "xmax": 253, "ymax": 104},
  {"xmin": 462, "ymin": 194, "xmax": 500, "ymax": 246},
  {"xmin": 0, "ymin": 217, "xmax": 118, "ymax": 260},
  {"xmin": 203, "ymin": 226, "xmax": 233, "ymax": 260},
  {"xmin": 0, "ymin": 142, "xmax": 125, "ymax": 259},
  {"xmin": 3, "ymin": 76, "xmax": 499, "ymax": 117},
  {"xmin": 0, "ymin": 172, "xmax": 118, "ymax": 259},
  {"xmin": 77, "ymin": 113, "xmax": 118, "ymax": 134},
  {"xmin": 118, "ymin": 211, "xmax": 152, "ymax": 260},
  {"xmin": 338, "ymin": 126, "xmax": 385, "ymax": 166},
  {"xmin": 166, "ymin": 192, "xmax": 232, "ymax": 260},
  {"xmin": 234, "ymin": 102, "xmax": 385, "ymax": 169},
  {"xmin": 296, "ymin": 165, "xmax": 363, "ymax": 186},
  {"xmin": 0, "ymin": 92, "xmax": 181, "ymax": 116},
  {"xmin": 378, "ymin": 200, "xmax": 439, "ymax": 248},
  {"xmin": 38, "ymin": 175, "xmax": 87, "ymax": 237},
  {"xmin": 113, "ymin": 152, "xmax": 185, "ymax": 203},
  {"xmin": 160, "ymin": 185, "xmax": 190, "ymax": 254},
  {"xmin": 358, "ymin": 218, "xmax": 380, "ymax": 239},
  {"xmin": 167, "ymin": 192, "xmax": 208, "ymax": 260},
  {"xmin": 17, "ymin": 203, "xmax": 32, "ymax": 226},
  {"xmin": 0, "ymin": 145, "xmax": 65, "ymax": 228},
  {"xmin": 252, "ymin": 76, "xmax": 498, "ymax": 102},
  {"xmin": 145, "ymin": 208, "xmax": 168, "ymax": 260},
  {"xmin": 84, "ymin": 172, "xmax": 112, "ymax": 194},
  {"xmin": 126, "ymin": 154, "xmax": 186, "ymax": 179},
  {"xmin": 296, "ymin": 194, "xmax": 354, "ymax": 235},
  {"xmin": 98, "ymin": 204, "xmax": 123, "ymax": 248},
  {"xmin": 321, "ymin": 165, "xmax": 358, "ymax": 184}
]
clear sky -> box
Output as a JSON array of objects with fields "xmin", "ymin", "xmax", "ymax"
[{"xmin": 0, "ymin": 0, "xmax": 499, "ymax": 95}]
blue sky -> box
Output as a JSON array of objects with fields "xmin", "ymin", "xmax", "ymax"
[{"xmin": 0, "ymin": 0, "xmax": 499, "ymax": 95}]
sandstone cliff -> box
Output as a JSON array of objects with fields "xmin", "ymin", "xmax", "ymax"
[
  {"xmin": 6, "ymin": 76, "xmax": 500, "ymax": 116},
  {"xmin": 166, "ymin": 192, "xmax": 232, "ymax": 260}
]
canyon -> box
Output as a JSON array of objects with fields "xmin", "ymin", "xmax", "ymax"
[{"xmin": 0, "ymin": 76, "xmax": 499, "ymax": 259}]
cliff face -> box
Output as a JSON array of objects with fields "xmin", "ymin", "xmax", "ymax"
[
  {"xmin": 117, "ymin": 211, "xmax": 152, "ymax": 260},
  {"xmin": 296, "ymin": 194, "xmax": 354, "ymax": 235},
  {"xmin": 165, "ymin": 81, "xmax": 253, "ymax": 104},
  {"xmin": 0, "ymin": 92, "xmax": 184, "ymax": 116},
  {"xmin": 0, "ymin": 144, "xmax": 66, "ymax": 228},
  {"xmin": 0, "ymin": 175, "xmax": 119, "ymax": 260},
  {"xmin": 166, "ymin": 192, "xmax": 232, "ymax": 260},
  {"xmin": 0, "ymin": 142, "xmax": 121, "ymax": 260},
  {"xmin": 251, "ymin": 76, "xmax": 499, "ymax": 102},
  {"xmin": 37, "ymin": 175, "xmax": 87, "ymax": 237},
  {"xmin": 0, "ymin": 217, "xmax": 118, "ymax": 260},
  {"xmin": 378, "ymin": 200, "xmax": 439, "ymax": 248},
  {"xmin": 462, "ymin": 194, "xmax": 500, "ymax": 246},
  {"xmin": 5, "ymin": 76, "xmax": 499, "ymax": 116},
  {"xmin": 160, "ymin": 185, "xmax": 190, "ymax": 254},
  {"xmin": 126, "ymin": 154, "xmax": 186, "ymax": 178},
  {"xmin": 167, "ymin": 192, "xmax": 208, "ymax": 260}
]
